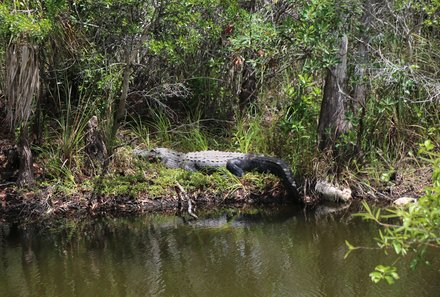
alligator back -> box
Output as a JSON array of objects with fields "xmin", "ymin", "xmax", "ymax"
[
  {"xmin": 133, "ymin": 148, "xmax": 248, "ymax": 170},
  {"xmin": 184, "ymin": 150, "xmax": 247, "ymax": 169}
]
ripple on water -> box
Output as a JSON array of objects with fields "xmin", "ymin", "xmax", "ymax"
[{"xmin": 0, "ymin": 211, "xmax": 440, "ymax": 297}]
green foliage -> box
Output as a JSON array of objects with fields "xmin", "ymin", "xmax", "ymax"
[
  {"xmin": 178, "ymin": 123, "xmax": 210, "ymax": 151},
  {"xmin": 73, "ymin": 0, "xmax": 155, "ymax": 42},
  {"xmin": 135, "ymin": 0, "xmax": 235, "ymax": 64},
  {"xmin": 280, "ymin": 73, "xmax": 320, "ymax": 137},
  {"xmin": 0, "ymin": 1, "xmax": 53, "ymax": 41},
  {"xmin": 129, "ymin": 116, "xmax": 151, "ymax": 148},
  {"xmin": 287, "ymin": 0, "xmax": 341, "ymax": 71},
  {"xmin": 351, "ymin": 144, "xmax": 440, "ymax": 284},
  {"xmin": 149, "ymin": 110, "xmax": 172, "ymax": 146},
  {"xmin": 355, "ymin": 0, "xmax": 440, "ymax": 159},
  {"xmin": 369, "ymin": 265, "xmax": 400, "ymax": 285},
  {"xmin": 229, "ymin": 12, "xmax": 278, "ymax": 53},
  {"xmin": 233, "ymin": 116, "xmax": 268, "ymax": 154}
]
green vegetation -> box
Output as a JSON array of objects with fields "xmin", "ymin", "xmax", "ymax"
[
  {"xmin": 0, "ymin": 0, "xmax": 439, "ymax": 283},
  {"xmin": 348, "ymin": 143, "xmax": 440, "ymax": 284},
  {"xmin": 103, "ymin": 160, "xmax": 274, "ymax": 199}
]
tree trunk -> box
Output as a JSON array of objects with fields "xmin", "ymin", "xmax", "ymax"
[
  {"xmin": 5, "ymin": 43, "xmax": 40, "ymax": 187},
  {"xmin": 109, "ymin": 13, "xmax": 155, "ymax": 149},
  {"xmin": 17, "ymin": 125, "xmax": 34, "ymax": 187},
  {"xmin": 317, "ymin": 34, "xmax": 349, "ymax": 151}
]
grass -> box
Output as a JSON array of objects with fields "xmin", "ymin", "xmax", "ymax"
[
  {"xmin": 27, "ymin": 82, "xmax": 437, "ymax": 207},
  {"xmin": 33, "ymin": 81, "xmax": 96, "ymax": 184},
  {"xmin": 70, "ymin": 147, "xmax": 278, "ymax": 200},
  {"xmin": 233, "ymin": 115, "xmax": 268, "ymax": 154},
  {"xmin": 177, "ymin": 121, "xmax": 210, "ymax": 151},
  {"xmin": 150, "ymin": 110, "xmax": 172, "ymax": 146},
  {"xmin": 95, "ymin": 163, "xmax": 246, "ymax": 199},
  {"xmin": 129, "ymin": 115, "xmax": 151, "ymax": 148}
]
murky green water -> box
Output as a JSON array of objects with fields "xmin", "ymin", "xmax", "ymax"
[{"xmin": 0, "ymin": 206, "xmax": 439, "ymax": 297}]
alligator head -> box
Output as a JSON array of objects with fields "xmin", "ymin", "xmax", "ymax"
[{"xmin": 144, "ymin": 147, "xmax": 183, "ymax": 169}]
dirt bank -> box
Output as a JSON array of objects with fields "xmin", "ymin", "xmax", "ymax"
[{"xmin": 0, "ymin": 183, "xmax": 294, "ymax": 224}]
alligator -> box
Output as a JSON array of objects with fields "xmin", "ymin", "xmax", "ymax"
[{"xmin": 133, "ymin": 148, "xmax": 301, "ymax": 202}]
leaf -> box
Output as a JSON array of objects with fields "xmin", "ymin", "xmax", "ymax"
[
  {"xmin": 424, "ymin": 140, "xmax": 434, "ymax": 151},
  {"xmin": 375, "ymin": 265, "xmax": 387, "ymax": 273},
  {"xmin": 393, "ymin": 242, "xmax": 402, "ymax": 254},
  {"xmin": 369, "ymin": 272, "xmax": 381, "ymax": 283},
  {"xmin": 344, "ymin": 240, "xmax": 358, "ymax": 259},
  {"xmin": 384, "ymin": 276, "xmax": 395, "ymax": 285},
  {"xmin": 345, "ymin": 240, "xmax": 357, "ymax": 250},
  {"xmin": 375, "ymin": 208, "xmax": 381, "ymax": 221}
]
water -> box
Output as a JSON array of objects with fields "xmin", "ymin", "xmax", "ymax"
[{"xmin": 0, "ymin": 206, "xmax": 439, "ymax": 297}]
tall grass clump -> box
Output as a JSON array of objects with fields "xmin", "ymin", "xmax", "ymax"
[
  {"xmin": 178, "ymin": 122, "xmax": 210, "ymax": 151},
  {"xmin": 129, "ymin": 115, "xmax": 151, "ymax": 148},
  {"xmin": 149, "ymin": 109, "xmax": 172, "ymax": 146},
  {"xmin": 36, "ymin": 85, "xmax": 94, "ymax": 181},
  {"xmin": 232, "ymin": 115, "xmax": 268, "ymax": 154}
]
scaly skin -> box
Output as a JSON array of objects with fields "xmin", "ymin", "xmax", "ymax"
[{"xmin": 133, "ymin": 148, "xmax": 301, "ymax": 202}]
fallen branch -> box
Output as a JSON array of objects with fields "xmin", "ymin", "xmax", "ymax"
[{"xmin": 175, "ymin": 182, "xmax": 198, "ymax": 219}]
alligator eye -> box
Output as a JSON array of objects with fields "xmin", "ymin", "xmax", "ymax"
[{"xmin": 148, "ymin": 149, "xmax": 159, "ymax": 158}]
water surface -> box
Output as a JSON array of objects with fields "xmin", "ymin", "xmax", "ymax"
[{"xmin": 0, "ymin": 206, "xmax": 439, "ymax": 297}]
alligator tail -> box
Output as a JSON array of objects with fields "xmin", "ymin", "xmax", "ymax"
[{"xmin": 227, "ymin": 156, "xmax": 301, "ymax": 202}]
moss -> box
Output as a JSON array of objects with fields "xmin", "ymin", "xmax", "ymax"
[
  {"xmin": 31, "ymin": 146, "xmax": 281, "ymax": 203},
  {"xmin": 93, "ymin": 161, "xmax": 276, "ymax": 199},
  {"xmin": 99, "ymin": 172, "xmax": 150, "ymax": 197},
  {"xmin": 139, "ymin": 165, "xmax": 242, "ymax": 195}
]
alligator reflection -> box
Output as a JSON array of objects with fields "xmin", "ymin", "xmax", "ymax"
[{"xmin": 0, "ymin": 208, "xmax": 439, "ymax": 297}]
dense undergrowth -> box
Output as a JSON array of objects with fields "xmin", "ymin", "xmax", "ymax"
[
  {"xmin": 0, "ymin": 0, "xmax": 439, "ymax": 282},
  {"xmin": 0, "ymin": 1, "xmax": 438, "ymax": 192}
]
